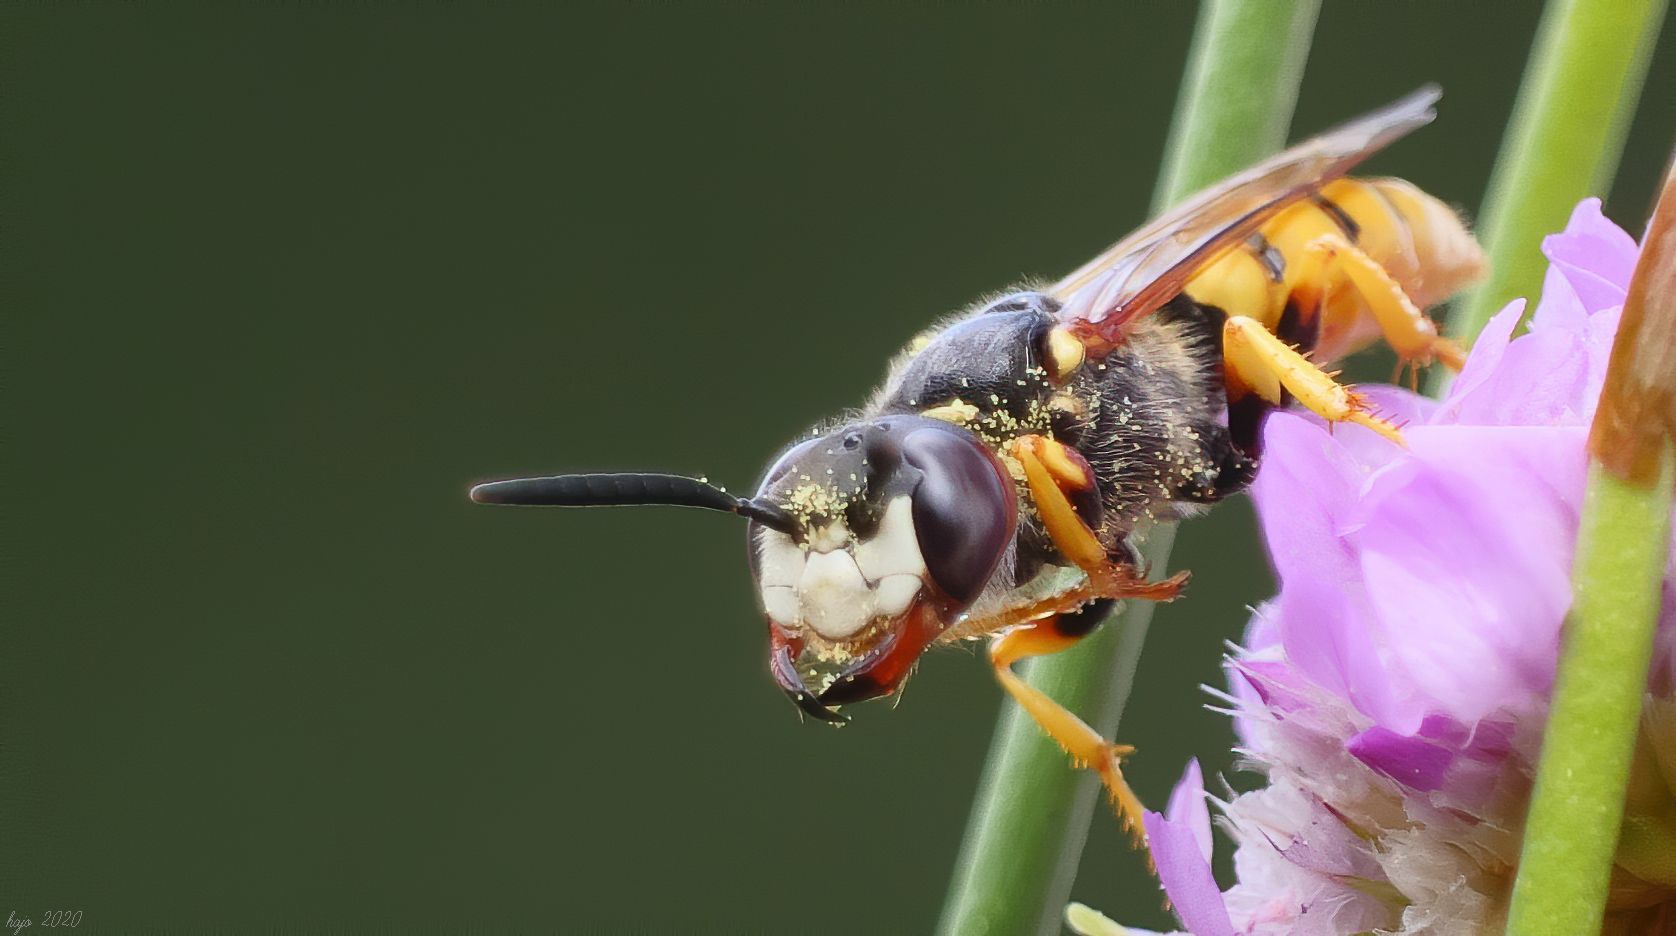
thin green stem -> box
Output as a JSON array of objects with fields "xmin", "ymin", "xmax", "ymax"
[
  {"xmin": 1506, "ymin": 458, "xmax": 1674, "ymax": 935},
  {"xmin": 1450, "ymin": 0, "xmax": 1666, "ymax": 344},
  {"xmin": 934, "ymin": 3, "xmax": 1318, "ymax": 933},
  {"xmin": 1153, "ymin": 0, "xmax": 1320, "ymax": 209}
]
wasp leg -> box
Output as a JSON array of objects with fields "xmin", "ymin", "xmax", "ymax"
[
  {"xmin": 940, "ymin": 436, "xmax": 1184, "ymax": 645},
  {"xmin": 1008, "ymin": 434, "xmax": 1190, "ymax": 594},
  {"xmin": 1223, "ymin": 315, "xmax": 1406, "ymax": 445},
  {"xmin": 1293, "ymin": 232, "xmax": 1468, "ymax": 372},
  {"xmin": 965, "ymin": 435, "xmax": 1188, "ymax": 849},
  {"xmin": 989, "ymin": 610, "xmax": 1149, "ymax": 848}
]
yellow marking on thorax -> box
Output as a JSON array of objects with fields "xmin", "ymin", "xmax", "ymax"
[
  {"xmin": 922, "ymin": 399, "xmax": 980, "ymax": 425},
  {"xmin": 1044, "ymin": 325, "xmax": 1086, "ymax": 382}
]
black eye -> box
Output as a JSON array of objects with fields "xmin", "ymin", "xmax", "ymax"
[{"xmin": 899, "ymin": 427, "xmax": 1017, "ymax": 605}]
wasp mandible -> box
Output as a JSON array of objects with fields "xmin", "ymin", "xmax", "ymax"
[{"xmin": 471, "ymin": 86, "xmax": 1485, "ymax": 840}]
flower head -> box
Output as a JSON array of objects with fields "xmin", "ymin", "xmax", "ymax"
[{"xmin": 1073, "ymin": 201, "xmax": 1676, "ymax": 935}]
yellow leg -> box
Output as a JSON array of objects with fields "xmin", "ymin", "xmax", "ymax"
[
  {"xmin": 1298, "ymin": 233, "xmax": 1467, "ymax": 372},
  {"xmin": 990, "ymin": 618, "xmax": 1149, "ymax": 846},
  {"xmin": 1223, "ymin": 315, "xmax": 1406, "ymax": 446}
]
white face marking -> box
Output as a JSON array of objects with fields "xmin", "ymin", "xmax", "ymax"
[
  {"xmin": 873, "ymin": 573, "xmax": 921, "ymax": 618},
  {"xmin": 754, "ymin": 495, "xmax": 930, "ymax": 641},
  {"xmin": 757, "ymin": 530, "xmax": 804, "ymax": 588},
  {"xmin": 761, "ymin": 585, "xmax": 800, "ymax": 628},
  {"xmin": 798, "ymin": 550, "xmax": 875, "ymax": 639},
  {"xmin": 854, "ymin": 497, "xmax": 928, "ymax": 582}
]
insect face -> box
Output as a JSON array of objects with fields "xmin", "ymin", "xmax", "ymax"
[{"xmin": 751, "ymin": 415, "xmax": 1017, "ymax": 719}]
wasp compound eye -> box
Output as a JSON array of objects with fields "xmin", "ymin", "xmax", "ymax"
[{"xmin": 898, "ymin": 426, "xmax": 1017, "ymax": 606}]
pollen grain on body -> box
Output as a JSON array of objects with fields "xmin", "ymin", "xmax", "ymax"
[{"xmin": 781, "ymin": 481, "xmax": 854, "ymax": 526}]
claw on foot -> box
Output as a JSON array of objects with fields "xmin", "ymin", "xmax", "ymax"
[
  {"xmin": 1095, "ymin": 742, "xmax": 1151, "ymax": 858},
  {"xmin": 1343, "ymin": 390, "xmax": 1406, "ymax": 446},
  {"xmin": 1432, "ymin": 336, "xmax": 1468, "ymax": 372},
  {"xmin": 1089, "ymin": 564, "xmax": 1191, "ymax": 603}
]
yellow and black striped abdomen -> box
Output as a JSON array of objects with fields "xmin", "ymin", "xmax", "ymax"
[{"xmin": 1183, "ymin": 176, "xmax": 1484, "ymax": 363}]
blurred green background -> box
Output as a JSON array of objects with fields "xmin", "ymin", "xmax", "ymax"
[{"xmin": 6, "ymin": 3, "xmax": 1674, "ymax": 933}]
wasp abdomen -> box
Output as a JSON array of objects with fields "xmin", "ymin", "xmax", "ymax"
[{"xmin": 1183, "ymin": 176, "xmax": 1484, "ymax": 362}]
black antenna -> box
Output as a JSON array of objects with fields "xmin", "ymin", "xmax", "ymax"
[{"xmin": 469, "ymin": 472, "xmax": 800, "ymax": 535}]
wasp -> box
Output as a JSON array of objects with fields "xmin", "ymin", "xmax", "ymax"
[{"xmin": 471, "ymin": 86, "xmax": 1484, "ymax": 840}]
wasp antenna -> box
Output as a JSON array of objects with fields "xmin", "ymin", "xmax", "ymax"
[
  {"xmin": 735, "ymin": 498, "xmax": 800, "ymax": 535},
  {"xmin": 468, "ymin": 472, "xmax": 801, "ymax": 535},
  {"xmin": 469, "ymin": 472, "xmax": 729, "ymax": 508}
]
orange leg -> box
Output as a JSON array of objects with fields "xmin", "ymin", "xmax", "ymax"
[
  {"xmin": 961, "ymin": 434, "xmax": 1188, "ymax": 848},
  {"xmin": 990, "ymin": 617, "xmax": 1148, "ymax": 846}
]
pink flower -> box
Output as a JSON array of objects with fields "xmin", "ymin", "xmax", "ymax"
[{"xmin": 1072, "ymin": 201, "xmax": 1676, "ymax": 935}]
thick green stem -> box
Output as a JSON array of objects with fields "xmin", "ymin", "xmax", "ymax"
[
  {"xmin": 1450, "ymin": 0, "xmax": 1666, "ymax": 344},
  {"xmin": 934, "ymin": 3, "xmax": 1318, "ymax": 933},
  {"xmin": 1506, "ymin": 458, "xmax": 1674, "ymax": 935}
]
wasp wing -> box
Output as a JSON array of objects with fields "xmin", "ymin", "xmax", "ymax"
[{"xmin": 1052, "ymin": 86, "xmax": 1442, "ymax": 354}]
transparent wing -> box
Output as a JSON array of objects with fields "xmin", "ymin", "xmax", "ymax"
[{"xmin": 1052, "ymin": 86, "xmax": 1441, "ymax": 353}]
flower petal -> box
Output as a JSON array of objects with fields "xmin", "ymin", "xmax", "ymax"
[
  {"xmin": 1223, "ymin": 785, "xmax": 1396, "ymax": 934},
  {"xmin": 1144, "ymin": 808, "xmax": 1235, "ymax": 936},
  {"xmin": 1347, "ymin": 725, "xmax": 1452, "ymax": 792},
  {"xmin": 1439, "ymin": 324, "xmax": 1594, "ymax": 426},
  {"xmin": 1251, "ymin": 414, "xmax": 1401, "ymax": 723},
  {"xmin": 1165, "ymin": 759, "xmax": 1214, "ymax": 863},
  {"xmin": 1535, "ymin": 197, "xmax": 1638, "ymax": 321},
  {"xmin": 1436, "ymin": 298, "xmax": 1523, "ymax": 424},
  {"xmin": 1355, "ymin": 425, "xmax": 1586, "ymax": 731}
]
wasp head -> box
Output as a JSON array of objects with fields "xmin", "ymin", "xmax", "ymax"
[
  {"xmin": 468, "ymin": 415, "xmax": 1017, "ymax": 724},
  {"xmin": 749, "ymin": 414, "xmax": 1017, "ymax": 722}
]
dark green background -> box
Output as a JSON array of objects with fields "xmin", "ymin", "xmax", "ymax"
[{"xmin": 7, "ymin": 3, "xmax": 1673, "ymax": 933}]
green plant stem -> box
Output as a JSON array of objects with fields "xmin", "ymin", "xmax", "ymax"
[
  {"xmin": 1450, "ymin": 0, "xmax": 1666, "ymax": 344},
  {"xmin": 934, "ymin": 3, "xmax": 1318, "ymax": 933},
  {"xmin": 1154, "ymin": 0, "xmax": 1320, "ymax": 207},
  {"xmin": 1506, "ymin": 456, "xmax": 1675, "ymax": 936}
]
